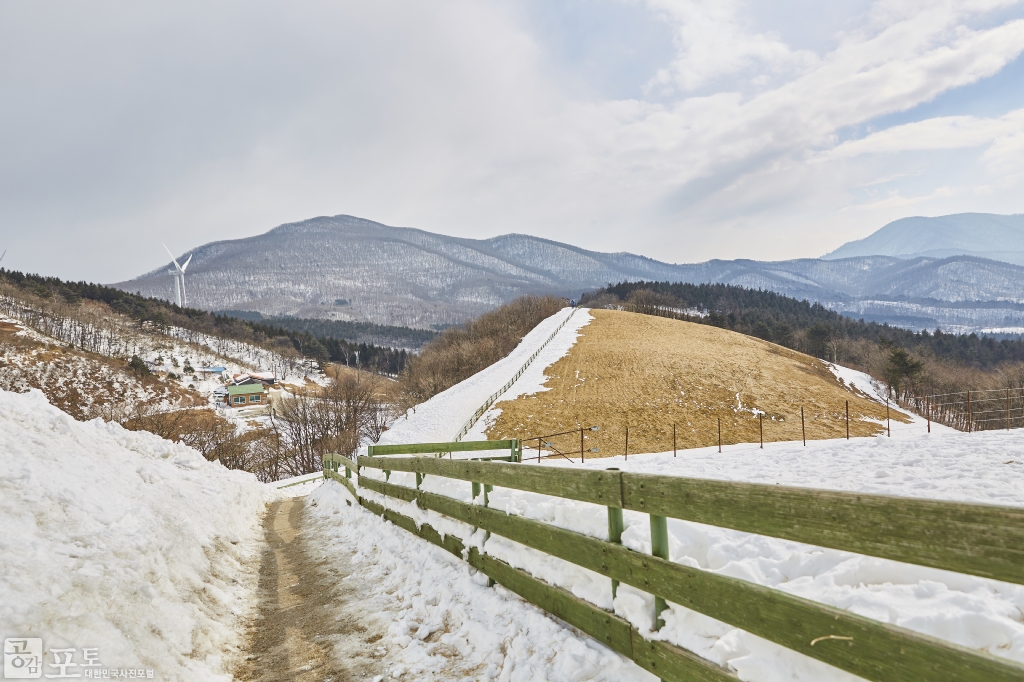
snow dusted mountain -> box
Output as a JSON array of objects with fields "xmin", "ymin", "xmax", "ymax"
[
  {"xmin": 114, "ymin": 214, "xmax": 1024, "ymax": 332},
  {"xmin": 113, "ymin": 215, "xmax": 710, "ymax": 328},
  {"xmin": 823, "ymin": 213, "xmax": 1024, "ymax": 265}
]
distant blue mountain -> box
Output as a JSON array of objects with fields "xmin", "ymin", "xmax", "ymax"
[{"xmin": 823, "ymin": 213, "xmax": 1024, "ymax": 265}]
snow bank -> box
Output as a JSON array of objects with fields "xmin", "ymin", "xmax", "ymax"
[
  {"xmin": 382, "ymin": 307, "xmax": 591, "ymax": 446},
  {"xmin": 307, "ymin": 480, "xmax": 654, "ymax": 681},
  {"xmin": 826, "ymin": 362, "xmax": 953, "ymax": 438},
  {"xmin": 464, "ymin": 309, "xmax": 594, "ymax": 441},
  {"xmin": 357, "ymin": 428, "xmax": 1024, "ymax": 681},
  {"xmin": 0, "ymin": 389, "xmax": 272, "ymax": 681}
]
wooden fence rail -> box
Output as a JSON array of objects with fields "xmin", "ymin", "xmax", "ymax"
[{"xmin": 322, "ymin": 444, "xmax": 1024, "ymax": 682}]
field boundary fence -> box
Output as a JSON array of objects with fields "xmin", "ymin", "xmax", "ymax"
[
  {"xmin": 452, "ymin": 307, "xmax": 579, "ymax": 443},
  {"xmin": 322, "ymin": 442, "xmax": 1024, "ymax": 682},
  {"xmin": 899, "ymin": 386, "xmax": 1024, "ymax": 433}
]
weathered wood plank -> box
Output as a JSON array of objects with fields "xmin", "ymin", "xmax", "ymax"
[
  {"xmin": 324, "ymin": 453, "xmax": 359, "ymax": 474},
  {"xmin": 357, "ymin": 456, "xmax": 619, "ymax": 506},
  {"xmin": 622, "ymin": 473, "xmax": 1024, "ymax": 585},
  {"xmin": 326, "ymin": 470, "xmax": 358, "ymax": 498},
  {"xmin": 368, "ymin": 479, "xmax": 1024, "ymax": 682},
  {"xmin": 467, "ymin": 548, "xmax": 636, "ymax": 660},
  {"xmin": 353, "ymin": 492, "xmax": 736, "ymax": 681},
  {"xmin": 630, "ymin": 630, "xmax": 737, "ymax": 682},
  {"xmin": 367, "ymin": 440, "xmax": 516, "ymax": 456}
]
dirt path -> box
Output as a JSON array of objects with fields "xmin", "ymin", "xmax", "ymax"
[{"xmin": 235, "ymin": 497, "xmax": 388, "ymax": 682}]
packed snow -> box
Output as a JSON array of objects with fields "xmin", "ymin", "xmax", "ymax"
[
  {"xmin": 0, "ymin": 388, "xmax": 272, "ymax": 681},
  {"xmin": 323, "ymin": 308, "xmax": 1024, "ymax": 681},
  {"xmin": 352, "ymin": 425, "xmax": 1024, "ymax": 681},
  {"xmin": 307, "ymin": 480, "xmax": 653, "ymax": 682},
  {"xmin": 380, "ymin": 307, "xmax": 590, "ymax": 447}
]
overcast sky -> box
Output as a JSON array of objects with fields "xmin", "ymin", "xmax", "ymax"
[{"xmin": 2, "ymin": 0, "xmax": 1024, "ymax": 283}]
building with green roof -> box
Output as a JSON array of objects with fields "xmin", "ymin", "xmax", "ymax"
[{"xmin": 225, "ymin": 383, "xmax": 268, "ymax": 407}]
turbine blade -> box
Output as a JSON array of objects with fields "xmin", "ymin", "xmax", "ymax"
[
  {"xmin": 162, "ymin": 242, "xmax": 183, "ymax": 271},
  {"xmin": 181, "ymin": 254, "xmax": 192, "ymax": 272},
  {"xmin": 0, "ymin": 249, "xmax": 6, "ymax": 266}
]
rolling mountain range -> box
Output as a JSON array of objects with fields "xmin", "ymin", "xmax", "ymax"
[{"xmin": 114, "ymin": 214, "xmax": 1024, "ymax": 333}]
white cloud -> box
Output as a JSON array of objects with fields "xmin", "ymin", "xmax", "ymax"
[{"xmin": 1, "ymin": 0, "xmax": 1023, "ymax": 281}]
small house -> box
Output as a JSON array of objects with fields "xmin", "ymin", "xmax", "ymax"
[{"xmin": 226, "ymin": 383, "xmax": 268, "ymax": 407}]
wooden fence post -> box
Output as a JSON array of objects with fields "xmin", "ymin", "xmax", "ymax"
[
  {"xmin": 886, "ymin": 398, "xmax": 891, "ymax": 437},
  {"xmin": 759, "ymin": 414, "xmax": 763, "ymax": 449},
  {"xmin": 1007, "ymin": 389, "xmax": 1010, "ymax": 431},
  {"xmin": 580, "ymin": 427, "xmax": 585, "ymax": 463},
  {"xmin": 625, "ymin": 426, "xmax": 629, "ymax": 460},
  {"xmin": 607, "ymin": 467, "xmax": 623, "ymax": 601},
  {"xmin": 650, "ymin": 514, "xmax": 669, "ymax": 630},
  {"xmin": 967, "ymin": 390, "xmax": 972, "ymax": 433},
  {"xmin": 717, "ymin": 417, "xmax": 721, "ymax": 453},
  {"xmin": 927, "ymin": 397, "xmax": 931, "ymax": 434},
  {"xmin": 672, "ymin": 423, "xmax": 676, "ymax": 458},
  {"xmin": 846, "ymin": 400, "xmax": 850, "ymax": 440}
]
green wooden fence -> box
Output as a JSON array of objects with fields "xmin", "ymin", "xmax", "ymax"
[{"xmin": 322, "ymin": 444, "xmax": 1024, "ymax": 682}]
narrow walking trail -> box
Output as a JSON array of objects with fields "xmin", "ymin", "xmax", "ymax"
[{"xmin": 235, "ymin": 496, "xmax": 390, "ymax": 682}]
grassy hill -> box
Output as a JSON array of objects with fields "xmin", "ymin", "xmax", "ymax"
[{"xmin": 485, "ymin": 310, "xmax": 908, "ymax": 455}]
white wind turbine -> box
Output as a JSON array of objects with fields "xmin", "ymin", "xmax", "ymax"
[{"xmin": 162, "ymin": 243, "xmax": 192, "ymax": 308}]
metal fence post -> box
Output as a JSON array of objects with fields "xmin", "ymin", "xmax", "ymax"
[
  {"xmin": 967, "ymin": 390, "xmax": 972, "ymax": 432},
  {"xmin": 801, "ymin": 406, "xmax": 806, "ymax": 446}
]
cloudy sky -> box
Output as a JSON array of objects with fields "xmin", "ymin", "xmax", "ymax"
[{"xmin": 2, "ymin": 0, "xmax": 1024, "ymax": 282}]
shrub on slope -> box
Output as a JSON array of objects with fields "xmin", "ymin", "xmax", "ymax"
[{"xmin": 399, "ymin": 295, "xmax": 565, "ymax": 405}]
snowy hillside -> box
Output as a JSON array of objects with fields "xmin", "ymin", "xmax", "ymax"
[
  {"xmin": 0, "ymin": 389, "xmax": 272, "ymax": 680},
  {"xmin": 112, "ymin": 214, "xmax": 1024, "ymax": 333}
]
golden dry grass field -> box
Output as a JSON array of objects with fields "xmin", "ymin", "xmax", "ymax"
[{"xmin": 484, "ymin": 309, "xmax": 909, "ymax": 458}]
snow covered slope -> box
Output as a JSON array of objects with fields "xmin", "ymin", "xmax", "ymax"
[
  {"xmin": 0, "ymin": 389, "xmax": 272, "ymax": 681},
  {"xmin": 344, "ymin": 346, "xmax": 1023, "ymax": 680},
  {"xmin": 378, "ymin": 307, "xmax": 591, "ymax": 447}
]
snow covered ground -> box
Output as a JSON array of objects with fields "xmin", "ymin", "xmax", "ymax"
[
  {"xmin": 380, "ymin": 307, "xmax": 590, "ymax": 448},
  {"xmin": 307, "ymin": 480, "xmax": 653, "ymax": 682},
  {"xmin": 317, "ymin": 307, "xmax": 1024, "ymax": 681},
  {"xmin": 0, "ymin": 388, "xmax": 273, "ymax": 681},
  {"xmin": 349, "ymin": 426, "xmax": 1024, "ymax": 681}
]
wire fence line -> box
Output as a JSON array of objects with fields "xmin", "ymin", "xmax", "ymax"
[
  {"xmin": 452, "ymin": 307, "xmax": 580, "ymax": 442},
  {"xmin": 899, "ymin": 386, "xmax": 1024, "ymax": 433}
]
